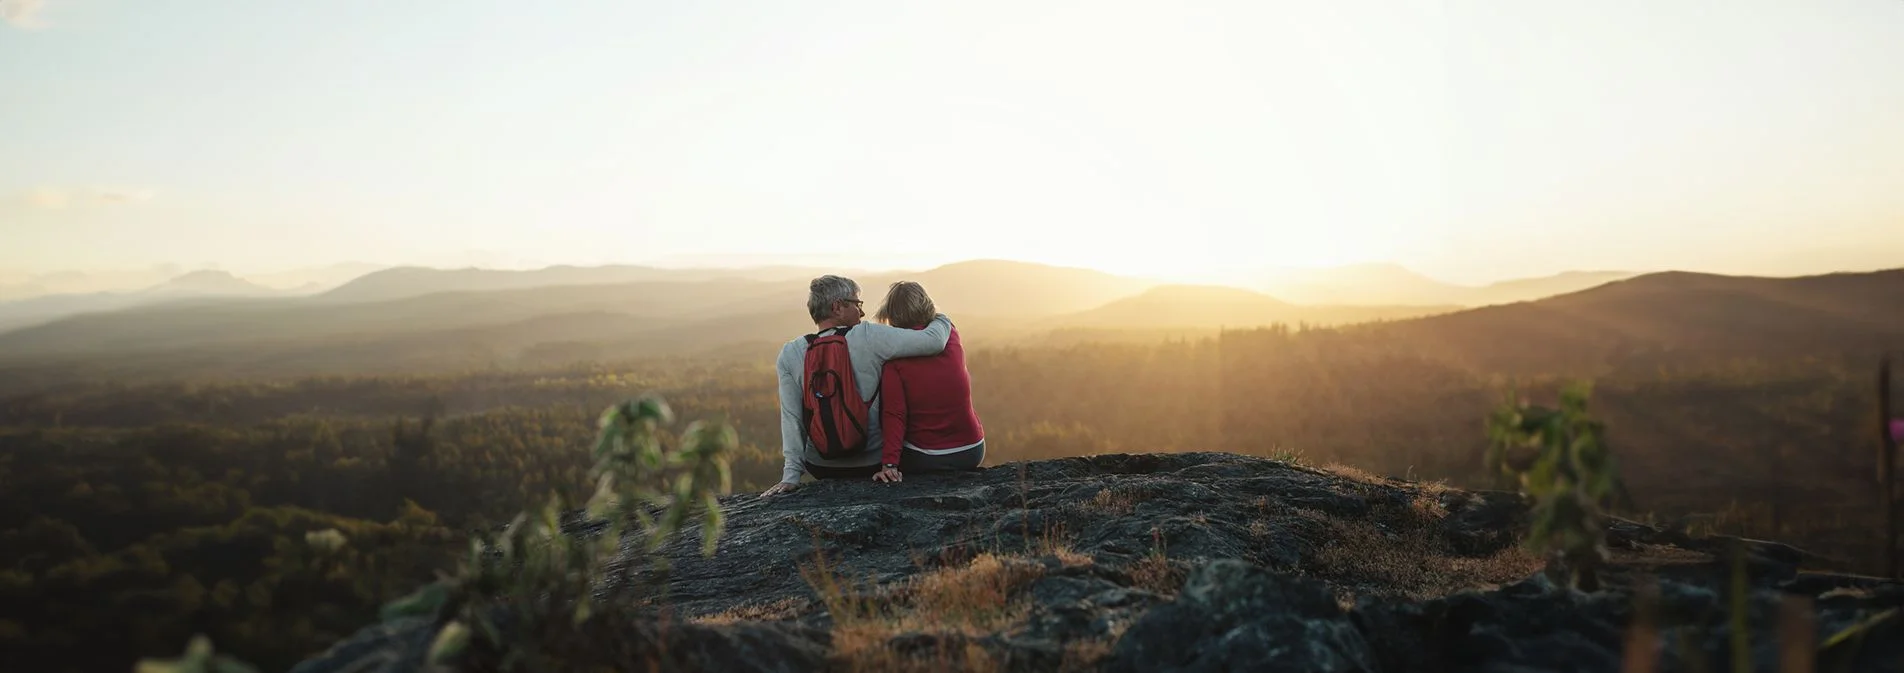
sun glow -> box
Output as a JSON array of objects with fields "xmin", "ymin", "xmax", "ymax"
[{"xmin": 1057, "ymin": 233, "xmax": 1387, "ymax": 285}]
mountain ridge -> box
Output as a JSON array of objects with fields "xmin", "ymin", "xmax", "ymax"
[
  {"xmin": 1255, "ymin": 264, "xmax": 1640, "ymax": 307},
  {"xmin": 0, "ymin": 269, "xmax": 319, "ymax": 334},
  {"xmin": 1293, "ymin": 266, "xmax": 1904, "ymax": 377},
  {"xmin": 2, "ymin": 264, "xmax": 1897, "ymax": 385},
  {"xmin": 1042, "ymin": 283, "xmax": 1457, "ymax": 330}
]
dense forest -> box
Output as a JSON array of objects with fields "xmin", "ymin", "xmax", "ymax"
[{"xmin": 0, "ymin": 318, "xmax": 1896, "ymax": 671}]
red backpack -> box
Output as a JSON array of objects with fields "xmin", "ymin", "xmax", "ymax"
[{"xmin": 801, "ymin": 326, "xmax": 879, "ymax": 459}]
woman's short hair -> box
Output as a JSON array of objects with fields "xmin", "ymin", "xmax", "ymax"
[{"xmin": 875, "ymin": 281, "xmax": 935, "ymax": 329}]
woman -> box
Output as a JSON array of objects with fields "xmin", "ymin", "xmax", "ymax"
[{"xmin": 870, "ymin": 281, "xmax": 985, "ymax": 482}]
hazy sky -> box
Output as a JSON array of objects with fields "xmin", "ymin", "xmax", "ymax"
[{"xmin": 3, "ymin": 0, "xmax": 1901, "ymax": 285}]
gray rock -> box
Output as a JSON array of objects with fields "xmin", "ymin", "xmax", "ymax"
[
  {"xmin": 284, "ymin": 451, "xmax": 1904, "ymax": 673},
  {"xmin": 1106, "ymin": 559, "xmax": 1379, "ymax": 673}
]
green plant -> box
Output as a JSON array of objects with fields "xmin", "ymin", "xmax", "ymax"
[
  {"xmin": 133, "ymin": 635, "xmax": 258, "ymax": 673},
  {"xmin": 379, "ymin": 394, "xmax": 735, "ymax": 671},
  {"xmin": 1485, "ymin": 382, "xmax": 1625, "ymax": 591}
]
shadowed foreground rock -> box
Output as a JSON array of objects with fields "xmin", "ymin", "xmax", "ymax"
[{"xmin": 289, "ymin": 452, "xmax": 1904, "ymax": 672}]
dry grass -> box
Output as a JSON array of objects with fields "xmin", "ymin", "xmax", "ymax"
[
  {"xmin": 1128, "ymin": 553, "xmax": 1185, "ymax": 596},
  {"xmin": 1047, "ymin": 544, "xmax": 1095, "ymax": 568},
  {"xmin": 690, "ymin": 597, "xmax": 805, "ymax": 625},
  {"xmin": 1609, "ymin": 543, "xmax": 1710, "ymax": 567},
  {"xmin": 1128, "ymin": 526, "xmax": 1185, "ymax": 596},
  {"xmin": 1296, "ymin": 506, "xmax": 1545, "ymax": 601},
  {"xmin": 1089, "ymin": 485, "xmax": 1149, "ymax": 516},
  {"xmin": 803, "ymin": 550, "xmax": 1048, "ymax": 673},
  {"xmin": 906, "ymin": 554, "xmax": 1047, "ymax": 631},
  {"xmin": 1318, "ymin": 461, "xmax": 1457, "ymax": 499},
  {"xmin": 1029, "ymin": 520, "xmax": 1076, "ymax": 559},
  {"xmin": 1318, "ymin": 462, "xmax": 1387, "ymax": 483},
  {"xmin": 1410, "ymin": 491, "xmax": 1452, "ymax": 519}
]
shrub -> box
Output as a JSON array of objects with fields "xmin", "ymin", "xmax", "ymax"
[
  {"xmin": 375, "ymin": 394, "xmax": 734, "ymax": 670},
  {"xmin": 1484, "ymin": 382, "xmax": 1625, "ymax": 591}
]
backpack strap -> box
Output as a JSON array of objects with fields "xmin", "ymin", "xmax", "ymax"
[{"xmin": 805, "ymin": 324, "xmax": 853, "ymax": 345}]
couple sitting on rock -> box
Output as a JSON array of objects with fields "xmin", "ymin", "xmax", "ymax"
[{"xmin": 760, "ymin": 275, "xmax": 986, "ymax": 497}]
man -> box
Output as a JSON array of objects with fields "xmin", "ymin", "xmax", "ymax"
[{"xmin": 761, "ymin": 274, "xmax": 954, "ymax": 496}]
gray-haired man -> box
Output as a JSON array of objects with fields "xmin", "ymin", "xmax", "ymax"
[{"xmin": 762, "ymin": 275, "xmax": 953, "ymax": 496}]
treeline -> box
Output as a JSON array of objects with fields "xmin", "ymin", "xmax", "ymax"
[
  {"xmin": 1213, "ymin": 327, "xmax": 1881, "ymax": 566},
  {"xmin": 0, "ymin": 328, "xmax": 1892, "ymax": 670}
]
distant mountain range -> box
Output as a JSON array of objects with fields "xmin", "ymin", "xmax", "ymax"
[
  {"xmin": 0, "ymin": 257, "xmax": 1895, "ymax": 387},
  {"xmin": 0, "ymin": 262, "xmax": 385, "ymax": 300},
  {"xmin": 0, "ymin": 259, "xmax": 1643, "ymax": 337},
  {"xmin": 1249, "ymin": 263, "xmax": 1640, "ymax": 307},
  {"xmin": 0, "ymin": 270, "xmax": 307, "ymax": 334},
  {"xmin": 315, "ymin": 263, "xmax": 855, "ymax": 303}
]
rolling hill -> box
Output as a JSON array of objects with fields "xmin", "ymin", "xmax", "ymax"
[
  {"xmin": 0, "ymin": 260, "xmax": 1155, "ymax": 376},
  {"xmin": 5, "ymin": 261, "xmax": 1889, "ymax": 387},
  {"xmin": 1043, "ymin": 284, "xmax": 1457, "ymax": 330},
  {"xmin": 0, "ymin": 266, "xmax": 189, "ymax": 301},
  {"xmin": 1256, "ymin": 264, "xmax": 1637, "ymax": 307},
  {"xmin": 145, "ymin": 270, "xmax": 281, "ymax": 297},
  {"xmin": 1306, "ymin": 267, "xmax": 1904, "ymax": 376},
  {"xmin": 317, "ymin": 263, "xmax": 861, "ymax": 303},
  {"xmin": 0, "ymin": 278, "xmax": 793, "ymax": 356}
]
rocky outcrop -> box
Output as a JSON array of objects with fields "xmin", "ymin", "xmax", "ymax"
[
  {"xmin": 290, "ymin": 452, "xmax": 1904, "ymax": 672},
  {"xmin": 1106, "ymin": 559, "xmax": 1379, "ymax": 673}
]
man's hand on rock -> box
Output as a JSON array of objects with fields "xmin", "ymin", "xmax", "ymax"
[
  {"xmin": 762, "ymin": 481, "xmax": 797, "ymax": 497},
  {"xmin": 873, "ymin": 467, "xmax": 903, "ymax": 483}
]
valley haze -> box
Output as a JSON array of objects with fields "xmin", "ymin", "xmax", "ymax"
[{"xmin": 0, "ymin": 260, "xmax": 1626, "ymax": 364}]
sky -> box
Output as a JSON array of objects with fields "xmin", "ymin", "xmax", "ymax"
[{"xmin": 2, "ymin": 0, "xmax": 1902, "ymax": 286}]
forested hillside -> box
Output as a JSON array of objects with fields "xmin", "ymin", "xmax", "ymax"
[
  {"xmin": 2, "ymin": 338, "xmax": 1889, "ymax": 667},
  {"xmin": 0, "ymin": 261, "xmax": 1744, "ymax": 389},
  {"xmin": 0, "ymin": 266, "xmax": 1898, "ymax": 671}
]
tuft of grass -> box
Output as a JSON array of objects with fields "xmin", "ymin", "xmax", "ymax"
[
  {"xmin": 1128, "ymin": 526, "xmax": 1185, "ymax": 596},
  {"xmin": 1089, "ymin": 484, "xmax": 1158, "ymax": 516},
  {"xmin": 1268, "ymin": 446, "xmax": 1308, "ymax": 464},
  {"xmin": 1296, "ymin": 506, "xmax": 1545, "ymax": 601},
  {"xmin": 802, "ymin": 550, "xmax": 1046, "ymax": 673},
  {"xmin": 1030, "ymin": 520, "xmax": 1076, "ymax": 559},
  {"xmin": 906, "ymin": 554, "xmax": 1047, "ymax": 632},
  {"xmin": 1047, "ymin": 544, "xmax": 1094, "ymax": 568},
  {"xmin": 1410, "ymin": 491, "xmax": 1452, "ymax": 520},
  {"xmin": 1318, "ymin": 462, "xmax": 1387, "ymax": 484},
  {"xmin": 690, "ymin": 598, "xmax": 806, "ymax": 625}
]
